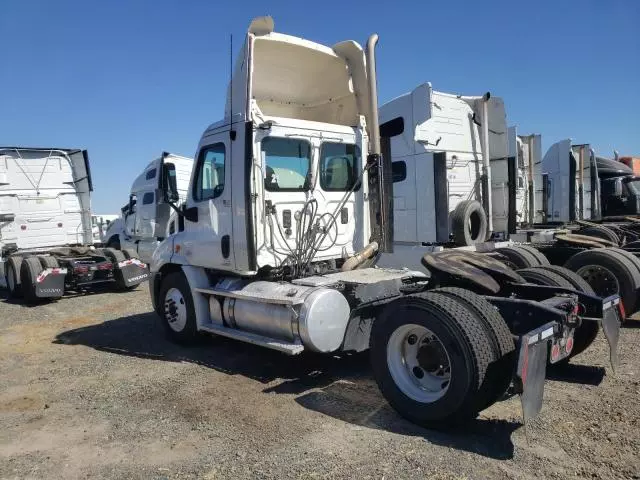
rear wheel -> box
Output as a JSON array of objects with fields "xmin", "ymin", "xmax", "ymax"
[
  {"xmin": 106, "ymin": 235, "xmax": 121, "ymax": 250},
  {"xmin": 121, "ymin": 248, "xmax": 138, "ymax": 260},
  {"xmin": 564, "ymin": 248, "xmax": 640, "ymax": 315},
  {"xmin": 38, "ymin": 255, "xmax": 59, "ymax": 269},
  {"xmin": 516, "ymin": 245, "xmax": 550, "ymax": 266},
  {"xmin": 370, "ymin": 291, "xmax": 494, "ymax": 428},
  {"xmin": 432, "ymin": 287, "xmax": 515, "ymax": 409},
  {"xmin": 495, "ymin": 246, "xmax": 542, "ymax": 269},
  {"xmin": 158, "ymin": 271, "xmax": 199, "ymax": 344},
  {"xmin": 518, "ymin": 265, "xmax": 599, "ymax": 358},
  {"xmin": 6, "ymin": 256, "xmax": 23, "ymax": 298},
  {"xmin": 20, "ymin": 257, "xmax": 44, "ymax": 305},
  {"xmin": 580, "ymin": 225, "xmax": 620, "ymax": 245}
]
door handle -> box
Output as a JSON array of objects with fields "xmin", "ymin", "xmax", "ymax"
[{"xmin": 223, "ymin": 199, "xmax": 231, "ymax": 207}]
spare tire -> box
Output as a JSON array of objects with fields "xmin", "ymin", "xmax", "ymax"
[
  {"xmin": 579, "ymin": 225, "xmax": 620, "ymax": 245},
  {"xmin": 451, "ymin": 200, "xmax": 488, "ymax": 246},
  {"xmin": 564, "ymin": 248, "xmax": 640, "ymax": 315}
]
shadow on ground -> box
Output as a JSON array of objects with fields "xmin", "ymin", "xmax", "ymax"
[
  {"xmin": 546, "ymin": 362, "xmax": 606, "ymax": 385},
  {"xmin": 0, "ymin": 284, "xmax": 135, "ymax": 306},
  {"xmin": 54, "ymin": 311, "xmax": 521, "ymax": 460}
]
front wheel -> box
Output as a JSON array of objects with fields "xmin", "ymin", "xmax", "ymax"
[
  {"xmin": 158, "ymin": 271, "xmax": 199, "ymax": 344},
  {"xmin": 370, "ymin": 292, "xmax": 493, "ymax": 428}
]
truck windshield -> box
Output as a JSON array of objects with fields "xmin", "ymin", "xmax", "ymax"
[
  {"xmin": 319, "ymin": 143, "xmax": 360, "ymax": 191},
  {"xmin": 262, "ymin": 137, "xmax": 311, "ymax": 192}
]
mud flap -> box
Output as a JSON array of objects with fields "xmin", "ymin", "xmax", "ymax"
[
  {"xmin": 115, "ymin": 259, "xmax": 150, "ymax": 287},
  {"xmin": 514, "ymin": 322, "xmax": 555, "ymax": 424},
  {"xmin": 600, "ymin": 295, "xmax": 621, "ymax": 372},
  {"xmin": 35, "ymin": 268, "xmax": 67, "ymax": 298}
]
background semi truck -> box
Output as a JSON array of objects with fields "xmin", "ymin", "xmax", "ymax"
[
  {"xmin": 0, "ymin": 147, "xmax": 149, "ymax": 303},
  {"xmin": 375, "ymin": 84, "xmax": 640, "ymax": 317},
  {"xmin": 103, "ymin": 152, "xmax": 193, "ymax": 263},
  {"xmin": 147, "ymin": 17, "xmax": 620, "ymax": 429}
]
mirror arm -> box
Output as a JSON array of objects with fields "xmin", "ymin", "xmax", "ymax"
[{"xmin": 167, "ymin": 201, "xmax": 184, "ymax": 217}]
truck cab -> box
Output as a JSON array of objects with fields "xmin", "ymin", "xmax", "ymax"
[
  {"xmin": 156, "ymin": 17, "xmax": 374, "ymax": 276},
  {"xmin": 104, "ymin": 152, "xmax": 193, "ymax": 263},
  {"xmin": 148, "ymin": 17, "xmax": 620, "ymax": 430}
]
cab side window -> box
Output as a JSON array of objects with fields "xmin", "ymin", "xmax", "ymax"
[{"xmin": 194, "ymin": 143, "xmax": 226, "ymax": 201}]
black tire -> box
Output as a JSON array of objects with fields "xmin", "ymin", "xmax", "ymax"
[
  {"xmin": 20, "ymin": 257, "xmax": 44, "ymax": 305},
  {"xmin": 564, "ymin": 248, "xmax": 640, "ymax": 315},
  {"xmin": 106, "ymin": 235, "xmax": 121, "ymax": 250},
  {"xmin": 99, "ymin": 248, "xmax": 127, "ymax": 264},
  {"xmin": 432, "ymin": 287, "xmax": 515, "ymax": 409},
  {"xmin": 532, "ymin": 265, "xmax": 595, "ymax": 295},
  {"xmin": 517, "ymin": 267, "xmax": 575, "ymax": 289},
  {"xmin": 38, "ymin": 255, "xmax": 59, "ymax": 269},
  {"xmin": 516, "ymin": 245, "xmax": 550, "ymax": 266},
  {"xmin": 609, "ymin": 247, "xmax": 640, "ymax": 277},
  {"xmin": 451, "ymin": 200, "xmax": 488, "ymax": 246},
  {"xmin": 580, "ymin": 225, "xmax": 620, "ymax": 245},
  {"xmin": 121, "ymin": 248, "xmax": 138, "ymax": 260},
  {"xmin": 6, "ymin": 256, "xmax": 23, "ymax": 298},
  {"xmin": 518, "ymin": 265, "xmax": 599, "ymax": 358},
  {"xmin": 495, "ymin": 246, "xmax": 541, "ymax": 269},
  {"xmin": 370, "ymin": 291, "xmax": 494, "ymax": 428},
  {"xmin": 157, "ymin": 271, "xmax": 199, "ymax": 345}
]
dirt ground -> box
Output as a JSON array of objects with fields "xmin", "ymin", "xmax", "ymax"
[{"xmin": 0, "ymin": 286, "xmax": 639, "ymax": 480}]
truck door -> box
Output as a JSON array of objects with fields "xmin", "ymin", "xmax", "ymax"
[{"xmin": 185, "ymin": 133, "xmax": 233, "ymax": 269}]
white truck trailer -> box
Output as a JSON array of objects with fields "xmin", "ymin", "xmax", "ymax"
[
  {"xmin": 0, "ymin": 147, "xmax": 149, "ymax": 303},
  {"xmin": 147, "ymin": 17, "xmax": 620, "ymax": 429},
  {"xmin": 102, "ymin": 152, "xmax": 193, "ymax": 263}
]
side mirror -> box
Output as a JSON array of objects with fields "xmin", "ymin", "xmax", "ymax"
[
  {"xmin": 183, "ymin": 204, "xmax": 198, "ymax": 223},
  {"xmin": 161, "ymin": 163, "xmax": 180, "ymax": 203},
  {"xmin": 614, "ymin": 180, "xmax": 623, "ymax": 197},
  {"xmin": 128, "ymin": 195, "xmax": 137, "ymax": 215}
]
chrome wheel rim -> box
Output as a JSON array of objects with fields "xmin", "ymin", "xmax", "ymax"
[
  {"xmin": 576, "ymin": 264, "xmax": 620, "ymax": 298},
  {"xmin": 164, "ymin": 288, "xmax": 187, "ymax": 332},
  {"xmin": 387, "ymin": 324, "xmax": 451, "ymax": 403}
]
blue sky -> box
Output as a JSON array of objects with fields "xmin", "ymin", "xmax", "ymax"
[{"xmin": 1, "ymin": 0, "xmax": 638, "ymax": 213}]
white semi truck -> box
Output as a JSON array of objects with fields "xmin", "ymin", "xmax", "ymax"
[
  {"xmin": 0, "ymin": 147, "xmax": 149, "ymax": 303},
  {"xmin": 91, "ymin": 214, "xmax": 119, "ymax": 245},
  {"xmin": 147, "ymin": 17, "xmax": 620, "ymax": 429},
  {"xmin": 377, "ymin": 83, "xmax": 640, "ymax": 319},
  {"xmin": 102, "ymin": 152, "xmax": 193, "ymax": 263}
]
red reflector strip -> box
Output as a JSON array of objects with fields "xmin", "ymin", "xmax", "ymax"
[
  {"xmin": 566, "ymin": 336, "xmax": 574, "ymax": 353},
  {"xmin": 98, "ymin": 263, "xmax": 113, "ymax": 270},
  {"xmin": 618, "ymin": 301, "xmax": 626, "ymax": 321}
]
